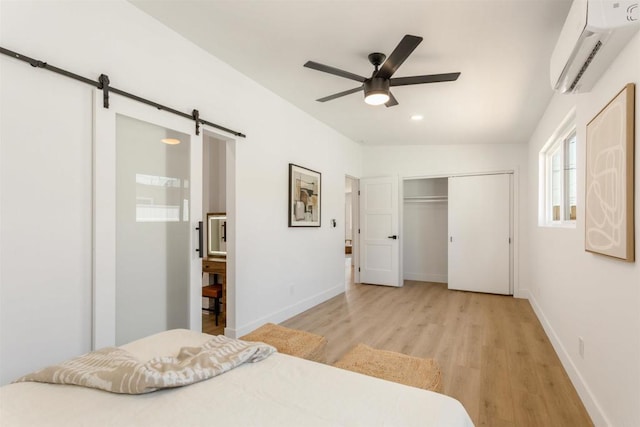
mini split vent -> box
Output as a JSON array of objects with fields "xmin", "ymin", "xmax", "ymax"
[{"xmin": 569, "ymin": 40, "xmax": 602, "ymax": 92}]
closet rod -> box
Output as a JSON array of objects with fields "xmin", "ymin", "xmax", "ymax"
[
  {"xmin": 404, "ymin": 199, "xmax": 448, "ymax": 203},
  {"xmin": 0, "ymin": 46, "xmax": 246, "ymax": 138}
]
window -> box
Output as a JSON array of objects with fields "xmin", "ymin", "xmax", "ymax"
[{"xmin": 540, "ymin": 115, "xmax": 577, "ymax": 226}]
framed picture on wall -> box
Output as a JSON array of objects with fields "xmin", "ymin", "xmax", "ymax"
[
  {"xmin": 288, "ymin": 163, "xmax": 321, "ymax": 227},
  {"xmin": 585, "ymin": 83, "xmax": 635, "ymax": 262}
]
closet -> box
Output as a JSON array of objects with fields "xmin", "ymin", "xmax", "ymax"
[
  {"xmin": 403, "ymin": 178, "xmax": 449, "ymax": 283},
  {"xmin": 402, "ymin": 173, "xmax": 512, "ymax": 295}
]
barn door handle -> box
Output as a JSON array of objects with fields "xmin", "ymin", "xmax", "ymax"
[
  {"xmin": 196, "ymin": 221, "xmax": 203, "ymax": 258},
  {"xmin": 387, "ymin": 235, "xmax": 398, "ymax": 240}
]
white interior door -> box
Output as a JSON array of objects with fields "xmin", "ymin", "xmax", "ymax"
[
  {"xmin": 93, "ymin": 91, "xmax": 203, "ymax": 348},
  {"xmin": 359, "ymin": 176, "xmax": 400, "ymax": 287},
  {"xmin": 448, "ymin": 174, "xmax": 511, "ymax": 294}
]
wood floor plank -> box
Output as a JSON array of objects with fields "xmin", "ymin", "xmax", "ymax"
[
  {"xmin": 280, "ymin": 265, "xmax": 593, "ymax": 427},
  {"xmin": 453, "ymin": 323, "xmax": 484, "ymax": 370},
  {"xmin": 478, "ymin": 345, "xmax": 514, "ymax": 424},
  {"xmin": 445, "ymin": 364, "xmax": 481, "ymax": 421},
  {"xmin": 511, "ymin": 388, "xmax": 553, "ymax": 427},
  {"xmin": 538, "ymin": 365, "xmax": 595, "ymax": 427}
]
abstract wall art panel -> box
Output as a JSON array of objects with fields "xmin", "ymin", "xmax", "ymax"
[{"xmin": 585, "ymin": 83, "xmax": 635, "ymax": 262}]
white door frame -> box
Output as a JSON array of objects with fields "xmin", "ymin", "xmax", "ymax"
[
  {"xmin": 92, "ymin": 90, "xmax": 204, "ymax": 349},
  {"xmin": 201, "ymin": 127, "xmax": 237, "ymax": 337},
  {"xmin": 345, "ymin": 175, "xmax": 360, "ymax": 285},
  {"xmin": 353, "ymin": 178, "xmax": 360, "ymax": 285}
]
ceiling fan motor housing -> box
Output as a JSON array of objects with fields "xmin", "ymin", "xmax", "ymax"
[{"xmin": 364, "ymin": 77, "xmax": 390, "ymax": 97}]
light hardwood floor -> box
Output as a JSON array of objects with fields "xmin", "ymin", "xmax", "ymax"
[
  {"xmin": 280, "ymin": 262, "xmax": 593, "ymax": 427},
  {"xmin": 202, "ymin": 313, "xmax": 224, "ymax": 336}
]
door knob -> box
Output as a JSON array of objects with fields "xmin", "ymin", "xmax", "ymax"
[{"xmin": 387, "ymin": 235, "xmax": 398, "ymax": 240}]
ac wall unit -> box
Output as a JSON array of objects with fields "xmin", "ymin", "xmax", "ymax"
[{"xmin": 550, "ymin": 0, "xmax": 639, "ymax": 93}]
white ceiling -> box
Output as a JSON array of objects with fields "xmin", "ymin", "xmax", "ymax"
[{"xmin": 130, "ymin": 0, "xmax": 571, "ymax": 146}]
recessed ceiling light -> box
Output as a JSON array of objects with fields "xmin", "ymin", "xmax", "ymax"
[
  {"xmin": 411, "ymin": 115, "xmax": 424, "ymax": 121},
  {"xmin": 161, "ymin": 138, "xmax": 181, "ymax": 145}
]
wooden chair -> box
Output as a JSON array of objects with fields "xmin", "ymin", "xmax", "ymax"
[{"xmin": 202, "ymin": 284, "xmax": 223, "ymax": 326}]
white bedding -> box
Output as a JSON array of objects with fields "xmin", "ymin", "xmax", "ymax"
[{"xmin": 0, "ymin": 329, "xmax": 474, "ymax": 426}]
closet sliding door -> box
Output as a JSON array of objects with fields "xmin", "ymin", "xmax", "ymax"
[{"xmin": 448, "ymin": 174, "xmax": 511, "ymax": 295}]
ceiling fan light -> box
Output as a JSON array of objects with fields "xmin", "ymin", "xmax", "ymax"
[
  {"xmin": 364, "ymin": 78, "xmax": 390, "ymax": 106},
  {"xmin": 365, "ymin": 93, "xmax": 390, "ymax": 105}
]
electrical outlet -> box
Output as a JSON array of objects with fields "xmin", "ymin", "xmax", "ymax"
[
  {"xmin": 578, "ymin": 337, "xmax": 584, "ymax": 358},
  {"xmin": 289, "ymin": 285, "xmax": 295, "ymax": 296}
]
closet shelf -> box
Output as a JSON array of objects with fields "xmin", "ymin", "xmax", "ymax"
[{"xmin": 403, "ymin": 195, "xmax": 448, "ymax": 203}]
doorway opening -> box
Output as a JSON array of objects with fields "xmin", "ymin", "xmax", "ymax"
[
  {"xmin": 402, "ymin": 177, "xmax": 449, "ymax": 284},
  {"xmin": 345, "ymin": 176, "xmax": 359, "ymax": 289},
  {"xmin": 202, "ymin": 133, "xmax": 228, "ymax": 336}
]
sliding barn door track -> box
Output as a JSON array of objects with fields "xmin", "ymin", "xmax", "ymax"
[{"xmin": 0, "ymin": 46, "xmax": 246, "ymax": 138}]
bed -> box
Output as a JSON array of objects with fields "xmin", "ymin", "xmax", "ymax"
[{"xmin": 0, "ymin": 329, "xmax": 474, "ymax": 426}]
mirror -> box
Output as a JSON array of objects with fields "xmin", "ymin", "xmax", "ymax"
[{"xmin": 207, "ymin": 212, "xmax": 227, "ymax": 257}]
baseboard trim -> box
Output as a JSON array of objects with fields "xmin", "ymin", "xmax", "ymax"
[
  {"xmin": 513, "ymin": 288, "xmax": 529, "ymax": 299},
  {"xmin": 403, "ymin": 272, "xmax": 447, "ymax": 283},
  {"xmin": 528, "ymin": 293, "xmax": 610, "ymax": 427},
  {"xmin": 226, "ymin": 284, "xmax": 345, "ymax": 338}
]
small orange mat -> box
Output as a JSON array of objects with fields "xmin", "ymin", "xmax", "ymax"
[
  {"xmin": 240, "ymin": 323, "xmax": 327, "ymax": 363},
  {"xmin": 334, "ymin": 343, "xmax": 442, "ymax": 393}
]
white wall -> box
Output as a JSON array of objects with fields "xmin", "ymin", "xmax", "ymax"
[
  {"xmin": 363, "ymin": 143, "xmax": 528, "ymax": 295},
  {"xmin": 233, "ymin": 105, "xmax": 362, "ymax": 335},
  {"xmin": 0, "ymin": 0, "xmax": 361, "ymax": 384},
  {"xmin": 525, "ymin": 32, "xmax": 640, "ymax": 427},
  {"xmin": 0, "ymin": 20, "xmax": 93, "ymax": 387}
]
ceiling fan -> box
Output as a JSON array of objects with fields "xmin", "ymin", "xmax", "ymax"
[{"xmin": 304, "ymin": 35, "xmax": 461, "ymax": 107}]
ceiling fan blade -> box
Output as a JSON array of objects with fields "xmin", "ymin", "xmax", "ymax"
[
  {"xmin": 390, "ymin": 72, "xmax": 461, "ymax": 87},
  {"xmin": 316, "ymin": 86, "xmax": 364, "ymax": 102},
  {"xmin": 304, "ymin": 61, "xmax": 367, "ymax": 83},
  {"xmin": 375, "ymin": 35, "xmax": 423, "ymax": 80},
  {"xmin": 385, "ymin": 92, "xmax": 399, "ymax": 107}
]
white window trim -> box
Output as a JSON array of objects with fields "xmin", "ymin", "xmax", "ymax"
[{"xmin": 539, "ymin": 110, "xmax": 577, "ymax": 228}]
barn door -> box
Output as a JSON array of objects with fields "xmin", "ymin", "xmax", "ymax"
[{"xmin": 93, "ymin": 91, "xmax": 203, "ymax": 347}]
